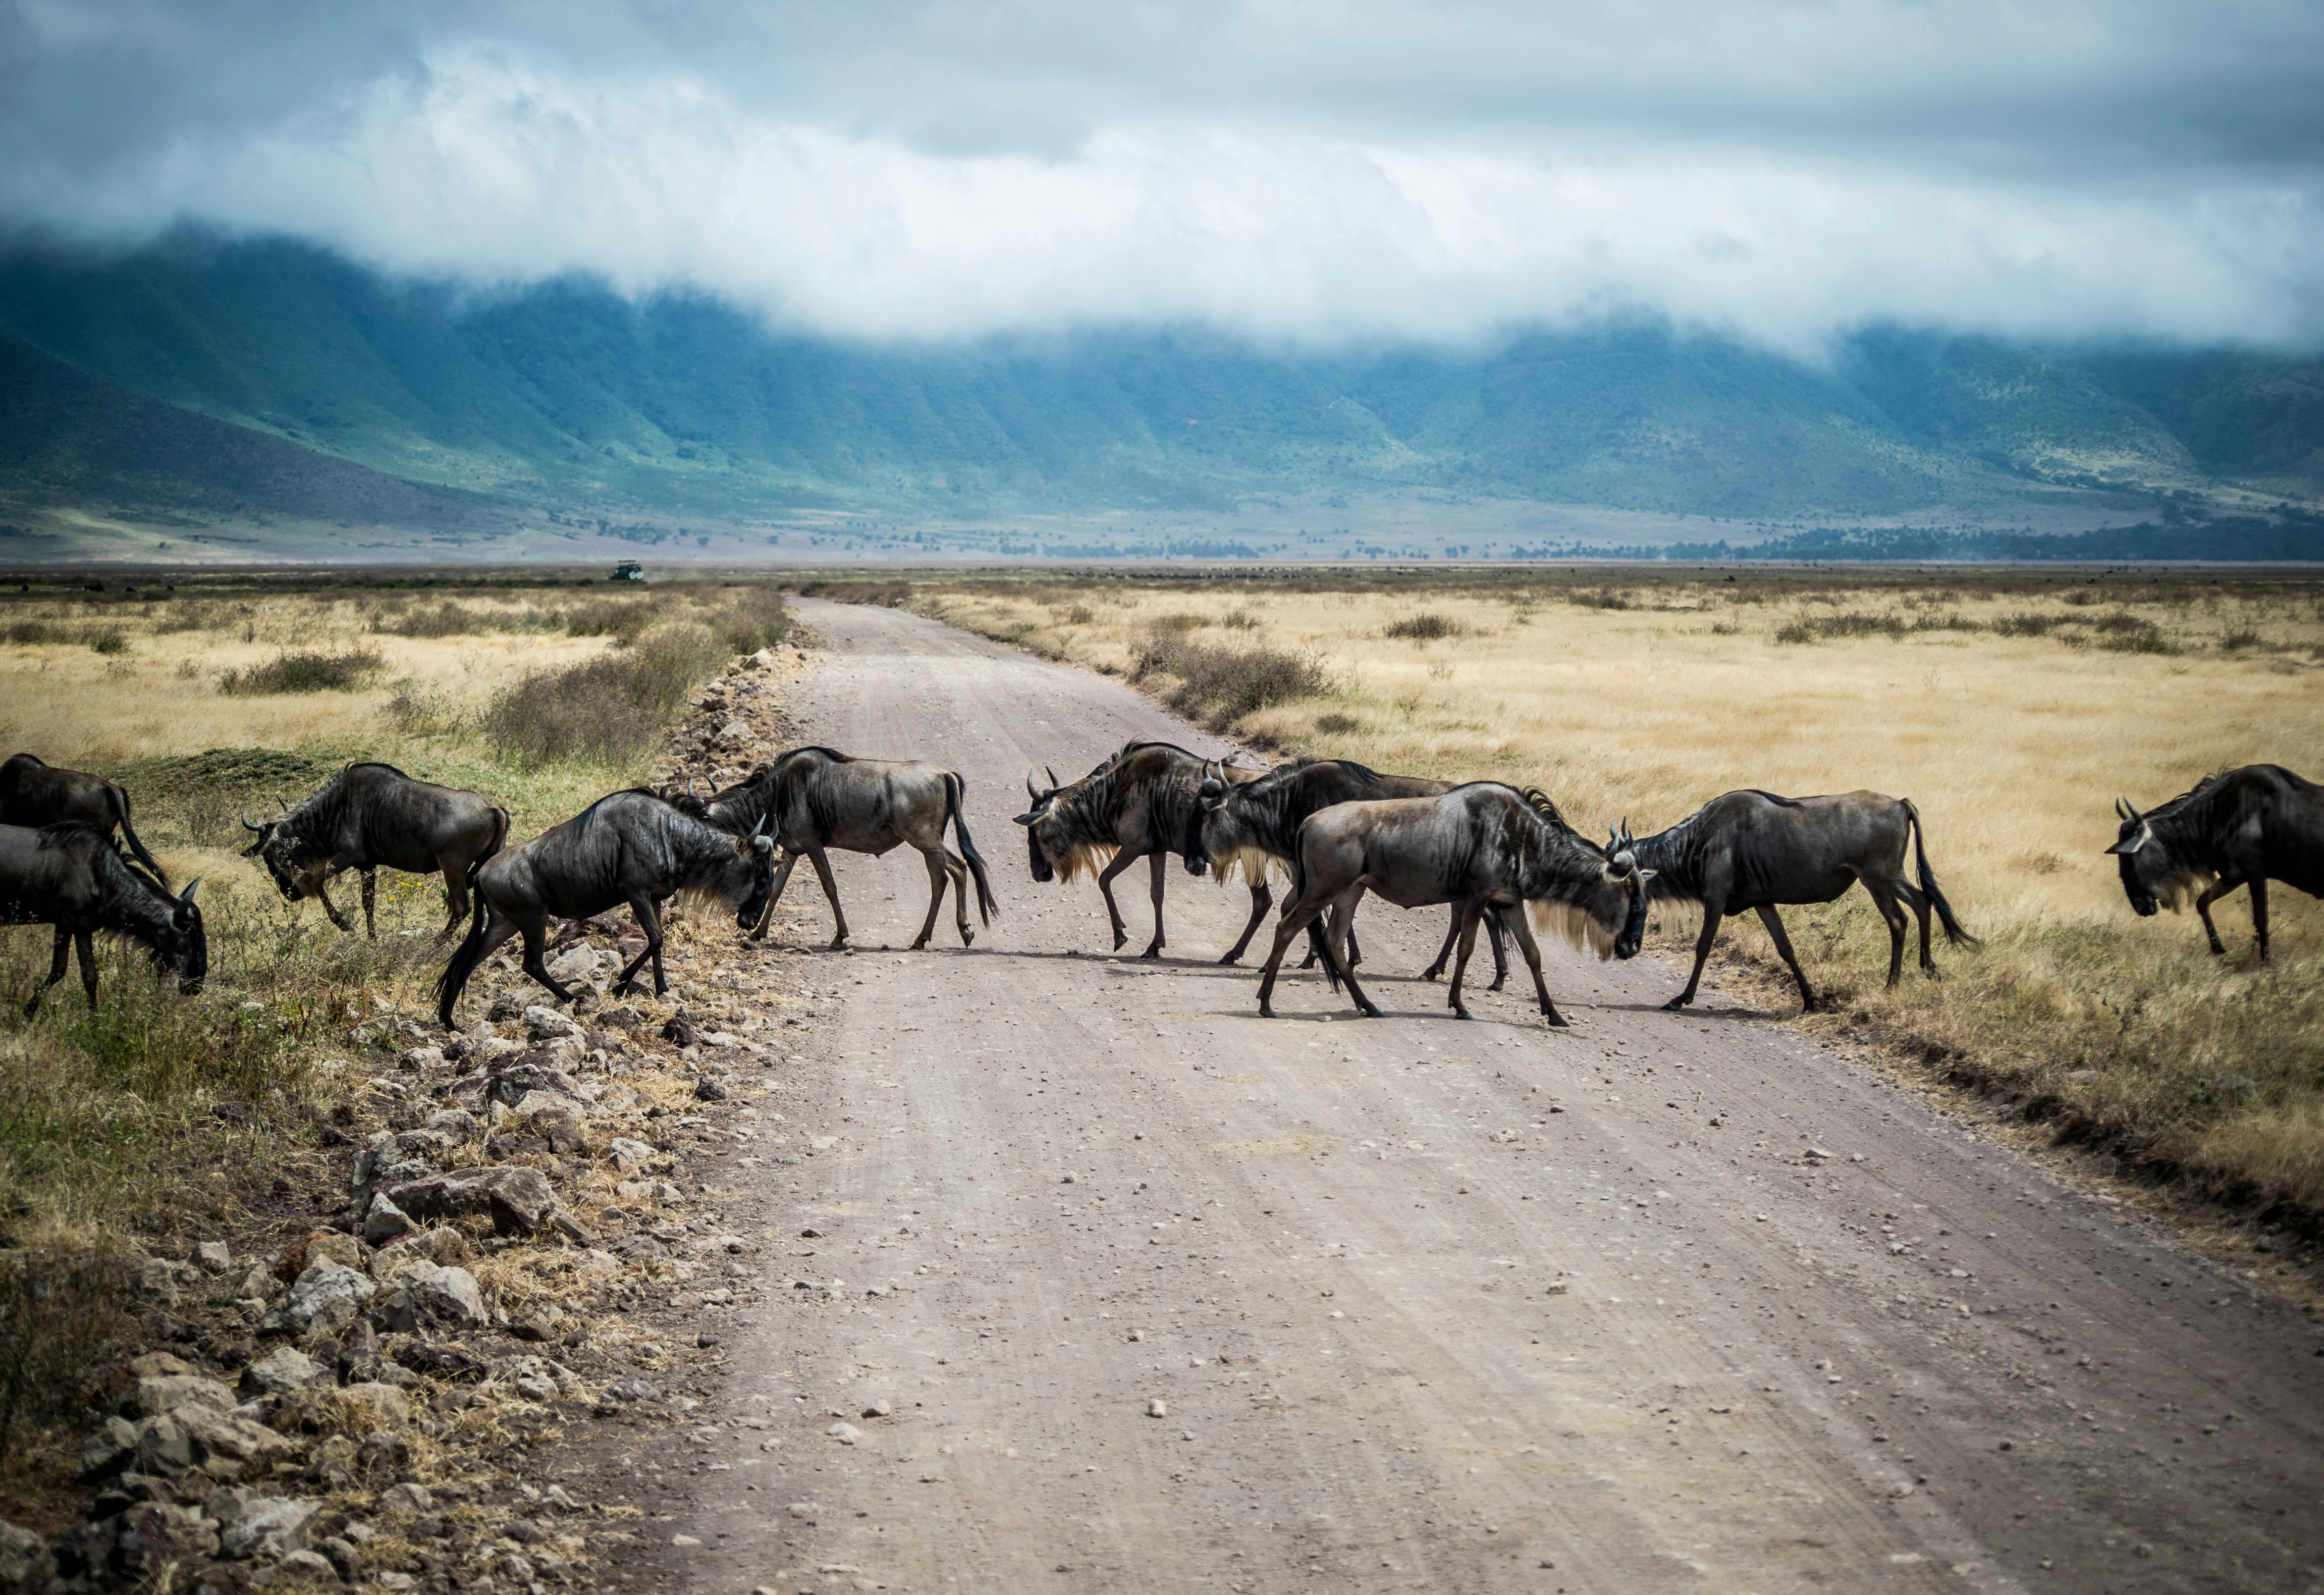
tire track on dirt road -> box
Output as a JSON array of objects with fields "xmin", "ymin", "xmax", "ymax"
[{"xmin": 647, "ymin": 597, "xmax": 2324, "ymax": 1595}]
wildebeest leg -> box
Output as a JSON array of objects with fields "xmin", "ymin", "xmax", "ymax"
[
  {"xmin": 2249, "ymin": 874, "xmax": 2270, "ymax": 961},
  {"xmin": 437, "ymin": 856, "xmax": 468, "ymax": 940},
  {"xmin": 805, "ymin": 844, "xmax": 849, "ymax": 948},
  {"xmin": 1897, "ymin": 877, "xmax": 1938, "ymax": 975},
  {"xmin": 1095, "ymin": 848, "xmax": 1139, "ymax": 952},
  {"xmin": 1420, "ymin": 906, "xmax": 1461, "ymax": 980},
  {"xmin": 1256, "ymin": 899, "xmax": 1325, "ymax": 1017},
  {"xmin": 24, "ymin": 928, "xmax": 73, "ymax": 1015},
  {"xmin": 518, "ymin": 917, "xmax": 577, "ymax": 1006},
  {"xmin": 2193, "ymin": 870, "xmax": 2245, "ymax": 956},
  {"xmin": 1503, "ymin": 906, "xmax": 1568, "ymax": 1027},
  {"xmin": 945, "ymin": 849, "xmax": 975, "ymax": 947},
  {"xmin": 1664, "ymin": 907, "xmax": 1724, "ymax": 1010},
  {"xmin": 1141, "ymin": 850, "xmax": 1169, "ymax": 958},
  {"xmin": 1484, "ymin": 907, "xmax": 1508, "ymax": 991},
  {"xmin": 1865, "ymin": 882, "xmax": 1910, "ymax": 989},
  {"xmin": 750, "ymin": 851, "xmax": 803, "ymax": 943},
  {"xmin": 613, "ymin": 895, "xmax": 664, "ymax": 995},
  {"xmin": 311, "ymin": 874, "xmax": 355, "ymax": 933},
  {"xmin": 74, "ymin": 930, "xmax": 99, "ymax": 1009},
  {"xmin": 1315, "ymin": 889, "xmax": 1381, "ymax": 1017},
  {"xmin": 1444, "ymin": 903, "xmax": 1485, "ymax": 1020},
  {"xmin": 1220, "ymin": 878, "xmax": 1273, "ymax": 965},
  {"xmin": 361, "ymin": 868, "xmax": 378, "ymax": 938},
  {"xmin": 1754, "ymin": 906, "xmax": 1816, "ymax": 1011},
  {"xmin": 910, "ymin": 849, "xmax": 950, "ymax": 951}
]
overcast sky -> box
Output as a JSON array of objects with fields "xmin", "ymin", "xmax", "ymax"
[{"xmin": 3, "ymin": 0, "xmax": 2321, "ymax": 350}]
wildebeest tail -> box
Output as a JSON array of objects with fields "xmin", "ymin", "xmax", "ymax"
[
  {"xmin": 945, "ymin": 772, "xmax": 998, "ymax": 925},
  {"xmin": 480, "ymin": 805, "xmax": 510, "ymax": 868},
  {"xmin": 433, "ymin": 858, "xmax": 495, "ymax": 1025},
  {"xmin": 1902, "ymin": 799, "xmax": 1978, "ymax": 946},
  {"xmin": 106, "ymin": 783, "xmax": 169, "ymax": 889}
]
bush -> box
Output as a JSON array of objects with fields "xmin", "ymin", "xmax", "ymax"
[
  {"xmin": 1383, "ymin": 612, "xmax": 1460, "ymax": 640},
  {"xmin": 1148, "ymin": 611, "xmax": 1208, "ymax": 634},
  {"xmin": 1134, "ymin": 633, "xmax": 1330, "ymax": 727},
  {"xmin": 374, "ymin": 601, "xmax": 489, "ymax": 638},
  {"xmin": 484, "ymin": 627, "xmax": 726, "ymax": 767},
  {"xmin": 793, "ymin": 580, "xmax": 911, "ymax": 607},
  {"xmin": 713, "ymin": 586, "xmax": 792, "ymax": 656},
  {"xmin": 85, "ymin": 629, "xmax": 127, "ymax": 655},
  {"xmin": 1566, "ymin": 587, "xmax": 1634, "ymax": 611},
  {"xmin": 557, "ymin": 599, "xmax": 655, "ymax": 642},
  {"xmin": 217, "ymin": 647, "xmax": 384, "ymax": 694}
]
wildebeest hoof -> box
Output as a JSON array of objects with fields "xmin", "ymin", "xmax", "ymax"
[
  {"xmin": 1453, "ymin": 1008, "xmax": 1473, "ymax": 1020},
  {"xmin": 1217, "ymin": 952, "xmax": 1242, "ymax": 965},
  {"xmin": 1358, "ymin": 1005, "xmax": 1383, "ymax": 1019},
  {"xmin": 1544, "ymin": 1012, "xmax": 1570, "ymax": 1028},
  {"xmin": 1420, "ymin": 968, "xmax": 1442, "ymax": 982},
  {"xmin": 1140, "ymin": 947, "xmax": 1163, "ymax": 960},
  {"xmin": 1660, "ymin": 996, "xmax": 1690, "ymax": 1011},
  {"xmin": 960, "ymin": 929, "xmax": 975, "ymax": 947},
  {"xmin": 1486, "ymin": 978, "xmax": 1506, "ymax": 992}
]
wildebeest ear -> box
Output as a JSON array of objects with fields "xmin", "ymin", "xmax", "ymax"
[
  {"xmin": 1013, "ymin": 810, "xmax": 1039, "ymax": 827},
  {"xmin": 2105, "ymin": 822, "xmax": 2153, "ymax": 855}
]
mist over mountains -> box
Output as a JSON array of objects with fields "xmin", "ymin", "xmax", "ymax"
[{"xmin": 0, "ymin": 232, "xmax": 2319, "ymax": 562}]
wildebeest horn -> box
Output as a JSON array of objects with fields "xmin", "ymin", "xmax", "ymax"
[
  {"xmin": 1026, "ymin": 770, "xmax": 1043, "ymax": 800},
  {"xmin": 2115, "ymin": 796, "xmax": 2139, "ymax": 823},
  {"xmin": 687, "ymin": 775, "xmax": 700, "ymax": 798},
  {"xmin": 1046, "ymin": 766, "xmax": 1059, "ymax": 790},
  {"xmin": 753, "ymin": 807, "xmax": 771, "ymax": 838},
  {"xmin": 276, "ymin": 797, "xmax": 288, "ymax": 812},
  {"xmin": 239, "ymin": 808, "xmax": 260, "ymax": 832},
  {"xmin": 180, "ymin": 878, "xmax": 201, "ymax": 903}
]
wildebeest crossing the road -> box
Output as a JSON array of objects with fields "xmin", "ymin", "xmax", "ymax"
[
  {"xmin": 242, "ymin": 763, "xmax": 508, "ymax": 938},
  {"xmin": 2108, "ymin": 763, "xmax": 2324, "ymax": 960},
  {"xmin": 0, "ymin": 752, "xmax": 169, "ymax": 886},
  {"xmin": 0, "ymin": 821, "xmax": 204, "ymax": 1013},
  {"xmin": 684, "ymin": 747, "xmax": 996, "ymax": 950},
  {"xmin": 1626, "ymin": 789, "xmax": 1974, "ymax": 1012},
  {"xmin": 1184, "ymin": 755, "xmax": 1514, "ymax": 986},
  {"xmin": 1256, "ymin": 783, "xmax": 1649, "ymax": 1024},
  {"xmin": 1019, "ymin": 742, "xmax": 1261, "ymax": 959},
  {"xmin": 435, "ymin": 790, "xmax": 777, "ymax": 1024}
]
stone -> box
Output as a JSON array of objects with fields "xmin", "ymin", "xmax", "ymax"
[
  {"xmin": 128, "ymin": 1351, "xmax": 197, "ymax": 1378},
  {"xmin": 59, "ymin": 1502, "xmax": 218, "ymax": 1587},
  {"xmin": 236, "ymin": 1263, "xmax": 285, "ymax": 1303},
  {"xmin": 694, "ymin": 1076, "xmax": 729, "ymax": 1102},
  {"xmin": 486, "ymin": 992, "xmax": 525, "ymax": 1022},
  {"xmin": 123, "ymin": 1374, "xmax": 237, "ymax": 1420},
  {"xmin": 825, "ymin": 1422, "xmax": 861, "ymax": 1444},
  {"xmin": 408, "ymin": 1265, "xmax": 489, "ymax": 1330},
  {"xmin": 314, "ymin": 1536, "xmax": 360, "ymax": 1581},
  {"xmin": 544, "ymin": 946, "xmax": 603, "ymax": 987},
  {"xmin": 386, "ymin": 1166, "xmax": 558, "ymax": 1234},
  {"xmin": 262, "ymin": 1261, "xmax": 377, "ymax": 1337},
  {"xmin": 274, "ymin": 1230, "xmax": 364, "ymax": 1282},
  {"xmin": 608, "ymin": 1137, "xmax": 658, "ymax": 1174},
  {"xmin": 77, "ymin": 1416, "xmax": 138, "ymax": 1482},
  {"xmin": 717, "ymin": 718, "xmax": 750, "ymax": 742},
  {"xmin": 606, "ymin": 1379, "xmax": 660, "ymax": 1404},
  {"xmin": 524, "ymin": 1006, "xmax": 582, "ymax": 1042},
  {"xmin": 240, "ymin": 1348, "xmax": 328, "ymax": 1399},
  {"xmin": 425, "ymin": 1108, "xmax": 479, "ymax": 1139},
  {"xmin": 260, "ymin": 1548, "xmax": 336, "ymax": 1584},
  {"xmin": 396, "ymin": 1045, "xmax": 445, "ymax": 1073},
  {"xmin": 195, "ymin": 1240, "xmax": 234, "ymax": 1276},
  {"xmin": 135, "ymin": 1257, "xmax": 185, "ymax": 1305},
  {"xmin": 339, "ymin": 1382, "xmax": 409, "ymax": 1428},
  {"xmin": 361, "ymin": 1194, "xmax": 416, "ymax": 1247},
  {"xmin": 375, "ymin": 1482, "xmax": 433, "ymax": 1516},
  {"xmin": 1146, "ymin": 1399, "xmax": 1168, "ymax": 1418},
  {"xmin": 0, "ymin": 1518, "xmax": 45, "ymax": 1589}
]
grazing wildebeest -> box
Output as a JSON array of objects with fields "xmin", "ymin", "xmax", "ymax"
[
  {"xmin": 678, "ymin": 747, "xmax": 996, "ymax": 950},
  {"xmin": 2108, "ymin": 764, "xmax": 2324, "ymax": 960},
  {"xmin": 1255, "ymin": 784, "xmax": 1649, "ymax": 1025},
  {"xmin": 434, "ymin": 790, "xmax": 777, "ymax": 1024},
  {"xmin": 0, "ymin": 822, "xmax": 204, "ymax": 1013},
  {"xmin": 242, "ymin": 763, "xmax": 507, "ymax": 938},
  {"xmin": 1182, "ymin": 756, "xmax": 1513, "ymax": 985},
  {"xmin": 1624, "ymin": 789, "xmax": 1974, "ymax": 1013},
  {"xmin": 0, "ymin": 752, "xmax": 169, "ymax": 885},
  {"xmin": 1016, "ymin": 742, "xmax": 1261, "ymax": 959}
]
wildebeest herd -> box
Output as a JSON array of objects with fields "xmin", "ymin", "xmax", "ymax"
[{"xmin": 0, "ymin": 737, "xmax": 2317, "ymax": 1025}]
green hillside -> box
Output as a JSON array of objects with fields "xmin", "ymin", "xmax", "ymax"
[{"xmin": 0, "ymin": 232, "xmax": 2317, "ymax": 539}]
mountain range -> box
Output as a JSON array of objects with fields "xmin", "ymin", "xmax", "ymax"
[{"xmin": 0, "ymin": 231, "xmax": 2319, "ymax": 561}]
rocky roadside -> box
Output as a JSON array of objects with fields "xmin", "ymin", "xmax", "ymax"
[{"xmin": 0, "ymin": 639, "xmax": 826, "ymax": 1595}]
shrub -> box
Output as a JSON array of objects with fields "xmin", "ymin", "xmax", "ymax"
[
  {"xmin": 1566, "ymin": 587, "xmax": 1634, "ymax": 611},
  {"xmin": 375, "ymin": 601, "xmax": 489, "ymax": 638},
  {"xmin": 85, "ymin": 629, "xmax": 127, "ymax": 655},
  {"xmin": 484, "ymin": 627, "xmax": 726, "ymax": 767},
  {"xmin": 1148, "ymin": 612, "xmax": 1208, "ymax": 634},
  {"xmin": 793, "ymin": 580, "xmax": 912, "ymax": 607},
  {"xmin": 1313, "ymin": 712, "xmax": 1361, "ymax": 735},
  {"xmin": 1133, "ymin": 634, "xmax": 1330, "ymax": 727},
  {"xmin": 1383, "ymin": 612, "xmax": 1460, "ymax": 640},
  {"xmin": 217, "ymin": 647, "xmax": 384, "ymax": 694},
  {"xmin": 557, "ymin": 599, "xmax": 655, "ymax": 642},
  {"xmin": 1991, "ymin": 613, "xmax": 2064, "ymax": 637},
  {"xmin": 712, "ymin": 586, "xmax": 792, "ymax": 656},
  {"xmin": 2219, "ymin": 627, "xmax": 2265, "ymax": 652},
  {"xmin": 1, "ymin": 621, "xmax": 65, "ymax": 645}
]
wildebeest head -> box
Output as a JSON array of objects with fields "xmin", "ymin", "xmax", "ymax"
[
  {"xmin": 1014, "ymin": 768, "xmax": 1065, "ymax": 883},
  {"xmin": 154, "ymin": 876, "xmax": 207, "ymax": 993},
  {"xmin": 1180, "ymin": 761, "xmax": 1234, "ymax": 875},
  {"xmin": 239, "ymin": 803, "xmax": 325, "ymax": 902},
  {"xmin": 736, "ymin": 813, "xmax": 779, "ymax": 933},
  {"xmin": 1606, "ymin": 848, "xmax": 1651, "ymax": 959},
  {"xmin": 2105, "ymin": 796, "xmax": 2171, "ymax": 916}
]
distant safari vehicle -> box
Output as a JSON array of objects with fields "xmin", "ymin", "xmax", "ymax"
[{"xmin": 612, "ymin": 561, "xmax": 646, "ymax": 582}]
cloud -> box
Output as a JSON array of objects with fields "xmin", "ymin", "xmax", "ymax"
[{"xmin": 2, "ymin": 1, "xmax": 2321, "ymax": 349}]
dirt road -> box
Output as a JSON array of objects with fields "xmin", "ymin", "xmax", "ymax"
[{"xmin": 649, "ymin": 598, "xmax": 2324, "ymax": 1595}]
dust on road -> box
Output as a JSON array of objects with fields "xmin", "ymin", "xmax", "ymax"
[{"xmin": 627, "ymin": 598, "xmax": 2324, "ymax": 1595}]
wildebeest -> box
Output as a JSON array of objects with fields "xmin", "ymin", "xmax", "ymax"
[
  {"xmin": 1254, "ymin": 783, "xmax": 1649, "ymax": 1025},
  {"xmin": 242, "ymin": 763, "xmax": 508, "ymax": 938},
  {"xmin": 1625, "ymin": 789, "xmax": 1974, "ymax": 1013},
  {"xmin": 0, "ymin": 752, "xmax": 169, "ymax": 885},
  {"xmin": 434, "ymin": 790, "xmax": 777, "ymax": 1024},
  {"xmin": 673, "ymin": 747, "xmax": 996, "ymax": 950},
  {"xmin": 0, "ymin": 821, "xmax": 204, "ymax": 1013},
  {"xmin": 1182, "ymin": 755, "xmax": 1513, "ymax": 985},
  {"xmin": 1017, "ymin": 742, "xmax": 1260, "ymax": 959},
  {"xmin": 2108, "ymin": 763, "xmax": 2324, "ymax": 960}
]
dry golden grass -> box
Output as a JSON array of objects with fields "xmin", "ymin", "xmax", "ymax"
[{"xmin": 911, "ymin": 570, "xmax": 2324, "ymax": 1222}]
